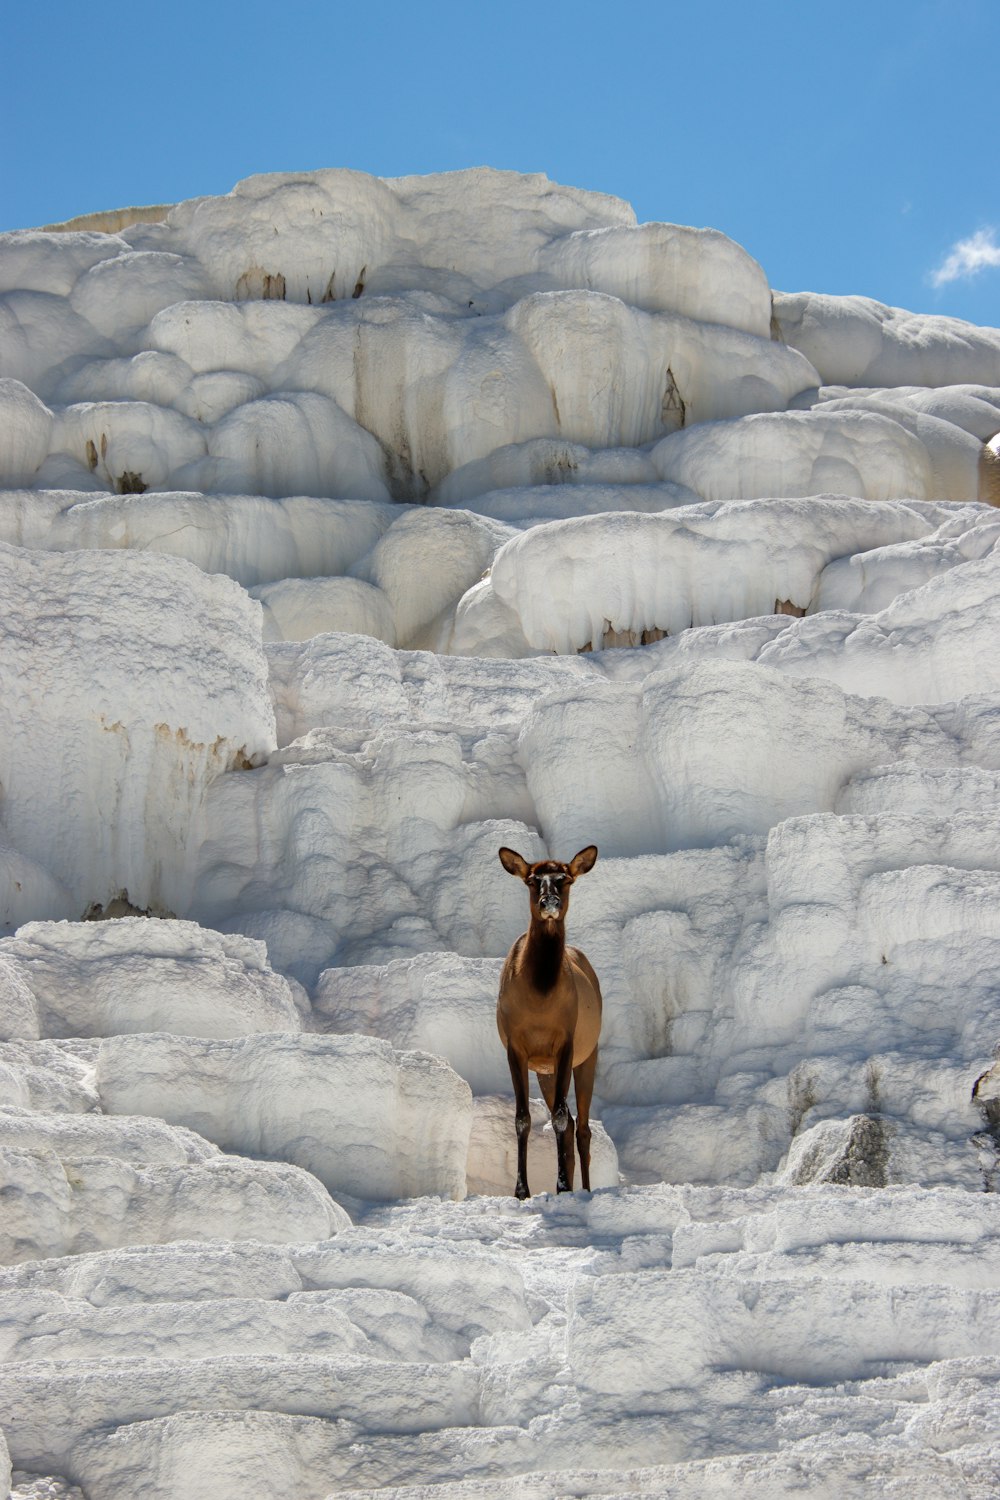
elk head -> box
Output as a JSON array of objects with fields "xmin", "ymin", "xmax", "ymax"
[{"xmin": 498, "ymin": 846, "xmax": 598, "ymax": 922}]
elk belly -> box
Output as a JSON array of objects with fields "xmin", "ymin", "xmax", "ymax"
[{"xmin": 521, "ymin": 1023, "xmax": 568, "ymax": 1074}]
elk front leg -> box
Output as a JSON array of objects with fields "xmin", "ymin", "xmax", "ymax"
[
  {"xmin": 553, "ymin": 1038, "xmax": 576, "ymax": 1193},
  {"xmin": 539, "ymin": 1070, "xmax": 575, "ymax": 1193},
  {"xmin": 507, "ymin": 1042, "xmax": 532, "ymax": 1200}
]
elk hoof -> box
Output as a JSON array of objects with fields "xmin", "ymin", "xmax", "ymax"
[
  {"xmin": 553, "ymin": 1104, "xmax": 569, "ymax": 1133},
  {"xmin": 515, "ymin": 1180, "xmax": 530, "ymax": 1200}
]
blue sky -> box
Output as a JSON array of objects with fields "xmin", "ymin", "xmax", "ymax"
[{"xmin": 3, "ymin": 0, "xmax": 997, "ymax": 327}]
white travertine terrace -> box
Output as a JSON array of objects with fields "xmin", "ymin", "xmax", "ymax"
[{"xmin": 1, "ymin": 166, "xmax": 1000, "ymax": 1498}]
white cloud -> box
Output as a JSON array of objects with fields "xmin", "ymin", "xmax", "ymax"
[{"xmin": 930, "ymin": 228, "xmax": 1000, "ymax": 286}]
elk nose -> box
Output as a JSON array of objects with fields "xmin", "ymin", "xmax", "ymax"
[{"xmin": 538, "ymin": 882, "xmax": 561, "ymax": 914}]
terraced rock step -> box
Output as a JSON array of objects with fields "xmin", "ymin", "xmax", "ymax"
[
  {"xmin": 1, "ymin": 1187, "xmax": 996, "ymax": 1493},
  {"xmin": 4, "ymin": 164, "xmax": 1000, "ymax": 1494}
]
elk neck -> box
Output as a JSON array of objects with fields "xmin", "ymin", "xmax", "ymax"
[{"xmin": 524, "ymin": 911, "xmax": 566, "ymax": 993}]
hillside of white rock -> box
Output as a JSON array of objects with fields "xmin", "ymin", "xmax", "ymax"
[{"xmin": 1, "ymin": 166, "xmax": 1000, "ymax": 1498}]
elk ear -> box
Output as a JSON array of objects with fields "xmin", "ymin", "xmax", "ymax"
[
  {"xmin": 569, "ymin": 845, "xmax": 598, "ymax": 877},
  {"xmin": 499, "ymin": 847, "xmax": 530, "ymax": 880}
]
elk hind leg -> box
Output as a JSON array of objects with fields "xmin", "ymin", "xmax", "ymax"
[
  {"xmin": 573, "ymin": 1047, "xmax": 598, "ymax": 1192},
  {"xmin": 538, "ymin": 1070, "xmax": 575, "ymax": 1192}
]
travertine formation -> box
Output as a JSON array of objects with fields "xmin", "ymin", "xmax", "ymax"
[{"xmin": 1, "ymin": 168, "xmax": 999, "ymax": 1496}]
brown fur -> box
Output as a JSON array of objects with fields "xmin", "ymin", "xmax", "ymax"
[
  {"xmin": 980, "ymin": 434, "xmax": 1000, "ymax": 508},
  {"xmin": 496, "ymin": 846, "xmax": 603, "ymax": 1199}
]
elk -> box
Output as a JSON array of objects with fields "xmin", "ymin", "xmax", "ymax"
[{"xmin": 496, "ymin": 845, "xmax": 603, "ymax": 1199}]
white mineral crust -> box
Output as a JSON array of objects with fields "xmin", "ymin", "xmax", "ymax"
[
  {"xmin": 95, "ymin": 1032, "xmax": 473, "ymax": 1201},
  {"xmin": 0, "ymin": 165, "xmax": 999, "ymax": 1498},
  {"xmin": 0, "ymin": 918, "xmax": 304, "ymax": 1039}
]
